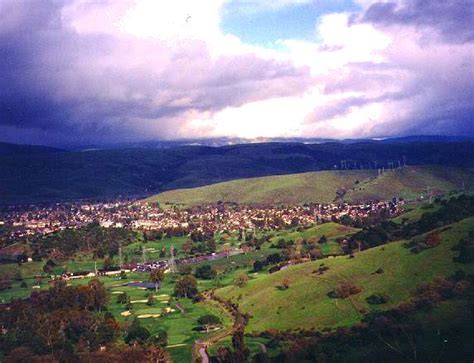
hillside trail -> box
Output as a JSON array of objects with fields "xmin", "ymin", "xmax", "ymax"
[{"xmin": 192, "ymin": 289, "xmax": 246, "ymax": 361}]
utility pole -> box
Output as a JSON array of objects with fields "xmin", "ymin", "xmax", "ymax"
[
  {"xmin": 427, "ymin": 186, "xmax": 433, "ymax": 204},
  {"xmin": 119, "ymin": 244, "xmax": 123, "ymax": 270},
  {"xmin": 168, "ymin": 245, "xmax": 177, "ymax": 273}
]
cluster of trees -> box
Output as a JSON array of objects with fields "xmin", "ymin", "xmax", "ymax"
[
  {"xmin": 31, "ymin": 222, "xmax": 136, "ymax": 261},
  {"xmin": 181, "ymin": 238, "xmax": 217, "ymax": 255},
  {"xmin": 405, "ymin": 231, "xmax": 442, "ymax": 253},
  {"xmin": 195, "ymin": 264, "xmax": 217, "ymax": 280},
  {"xmin": 251, "ymin": 253, "xmax": 287, "ymax": 273},
  {"xmin": 327, "ymin": 282, "xmax": 362, "ymax": 299},
  {"xmin": 0, "ymin": 279, "xmax": 169, "ymax": 361},
  {"xmin": 212, "ymin": 329, "xmax": 249, "ymax": 363},
  {"xmin": 197, "ymin": 314, "xmax": 222, "ymax": 333},
  {"xmin": 454, "ymin": 231, "xmax": 474, "ymax": 263}
]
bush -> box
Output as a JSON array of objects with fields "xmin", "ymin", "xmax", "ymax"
[
  {"xmin": 253, "ymin": 260, "xmax": 264, "ymax": 272},
  {"xmin": 150, "ymin": 330, "xmax": 168, "ymax": 348},
  {"xmin": 234, "ymin": 274, "xmax": 249, "ymax": 287},
  {"xmin": 328, "ymin": 282, "xmax": 362, "ymax": 299},
  {"xmin": 366, "ymin": 294, "xmax": 388, "ymax": 304}
]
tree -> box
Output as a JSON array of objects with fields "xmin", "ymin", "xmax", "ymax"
[
  {"xmin": 117, "ymin": 292, "xmax": 128, "ymax": 304},
  {"xmin": 339, "ymin": 215, "xmax": 353, "ymax": 226},
  {"xmin": 234, "ymin": 274, "xmax": 249, "ymax": 287},
  {"xmin": 197, "ymin": 314, "xmax": 221, "ymax": 333},
  {"xmin": 159, "ymin": 248, "xmax": 166, "ymax": 258},
  {"xmin": 309, "ymin": 248, "xmax": 323, "ymax": 260},
  {"xmin": 43, "ymin": 259, "xmax": 56, "ymax": 273},
  {"xmin": 182, "ymin": 239, "xmax": 193, "ymax": 255},
  {"xmin": 103, "ymin": 257, "xmax": 113, "ymax": 271},
  {"xmin": 150, "ymin": 330, "xmax": 168, "ymax": 348},
  {"xmin": 149, "ymin": 268, "xmax": 165, "ymax": 292},
  {"xmin": 87, "ymin": 278, "xmax": 108, "ymax": 311},
  {"xmin": 253, "ymin": 260, "xmax": 264, "ymax": 272},
  {"xmin": 146, "ymin": 295, "xmax": 155, "ymax": 306},
  {"xmin": 232, "ymin": 328, "xmax": 249, "ymax": 362},
  {"xmin": 195, "ymin": 265, "xmax": 217, "ymax": 280},
  {"xmin": 281, "ymin": 277, "xmax": 290, "ymax": 290},
  {"xmin": 125, "ymin": 317, "xmax": 150, "ymax": 344},
  {"xmin": 319, "ymin": 235, "xmax": 328, "ymax": 244},
  {"xmin": 174, "ymin": 275, "xmax": 198, "ymax": 298}
]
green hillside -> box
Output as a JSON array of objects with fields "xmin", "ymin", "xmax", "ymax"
[
  {"xmin": 215, "ymin": 216, "xmax": 474, "ymax": 332},
  {"xmin": 148, "ymin": 166, "xmax": 474, "ymax": 206}
]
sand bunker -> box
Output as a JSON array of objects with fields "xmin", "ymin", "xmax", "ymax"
[
  {"xmin": 131, "ymin": 299, "xmax": 148, "ymax": 303},
  {"xmin": 121, "ymin": 311, "xmax": 132, "ymax": 317},
  {"xmin": 137, "ymin": 314, "xmax": 160, "ymax": 319}
]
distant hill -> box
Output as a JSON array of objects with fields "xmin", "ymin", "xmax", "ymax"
[
  {"xmin": 0, "ymin": 142, "xmax": 64, "ymax": 156},
  {"xmin": 148, "ymin": 166, "xmax": 474, "ymax": 206},
  {"xmin": 1, "ymin": 140, "xmax": 474, "ymax": 204}
]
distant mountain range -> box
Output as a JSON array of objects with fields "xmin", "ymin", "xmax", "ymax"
[
  {"xmin": 58, "ymin": 135, "xmax": 473, "ymax": 150},
  {"xmin": 0, "ymin": 142, "xmax": 64, "ymax": 156},
  {"xmin": 1, "ymin": 137, "xmax": 473, "ymax": 204}
]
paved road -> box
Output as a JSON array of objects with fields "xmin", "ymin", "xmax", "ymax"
[
  {"xmin": 198, "ymin": 346, "xmax": 209, "ymax": 363},
  {"xmin": 258, "ymin": 342, "xmax": 267, "ymax": 354}
]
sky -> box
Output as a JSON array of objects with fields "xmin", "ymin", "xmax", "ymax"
[{"xmin": 0, "ymin": 0, "xmax": 473, "ymax": 146}]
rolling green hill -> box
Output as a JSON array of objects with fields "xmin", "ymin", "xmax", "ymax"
[
  {"xmin": 214, "ymin": 216, "xmax": 474, "ymax": 332},
  {"xmin": 148, "ymin": 166, "xmax": 474, "ymax": 206}
]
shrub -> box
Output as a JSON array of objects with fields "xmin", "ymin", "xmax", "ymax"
[
  {"xmin": 234, "ymin": 274, "xmax": 249, "ymax": 287},
  {"xmin": 328, "ymin": 282, "xmax": 362, "ymax": 299},
  {"xmin": 366, "ymin": 294, "xmax": 388, "ymax": 304}
]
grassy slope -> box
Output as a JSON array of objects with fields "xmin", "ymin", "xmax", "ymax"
[
  {"xmin": 215, "ymin": 217, "xmax": 474, "ymax": 333},
  {"xmin": 148, "ymin": 166, "xmax": 474, "ymax": 206},
  {"xmin": 270, "ymin": 222, "xmax": 359, "ymax": 242},
  {"xmin": 346, "ymin": 166, "xmax": 473, "ymax": 202},
  {"xmin": 149, "ymin": 170, "xmax": 374, "ymax": 205}
]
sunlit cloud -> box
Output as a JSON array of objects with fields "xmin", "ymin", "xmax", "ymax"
[{"xmin": 0, "ymin": 0, "xmax": 472, "ymax": 145}]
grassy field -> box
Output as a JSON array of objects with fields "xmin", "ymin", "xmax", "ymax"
[
  {"xmin": 147, "ymin": 166, "xmax": 474, "ymax": 206},
  {"xmin": 215, "ymin": 216, "xmax": 474, "ymax": 333}
]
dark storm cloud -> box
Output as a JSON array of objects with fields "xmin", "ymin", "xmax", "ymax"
[
  {"xmin": 0, "ymin": 0, "xmax": 312, "ymax": 145},
  {"xmin": 357, "ymin": 0, "xmax": 474, "ymax": 43}
]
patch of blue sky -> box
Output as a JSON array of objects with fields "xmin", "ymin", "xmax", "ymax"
[{"xmin": 221, "ymin": 0, "xmax": 360, "ymax": 46}]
